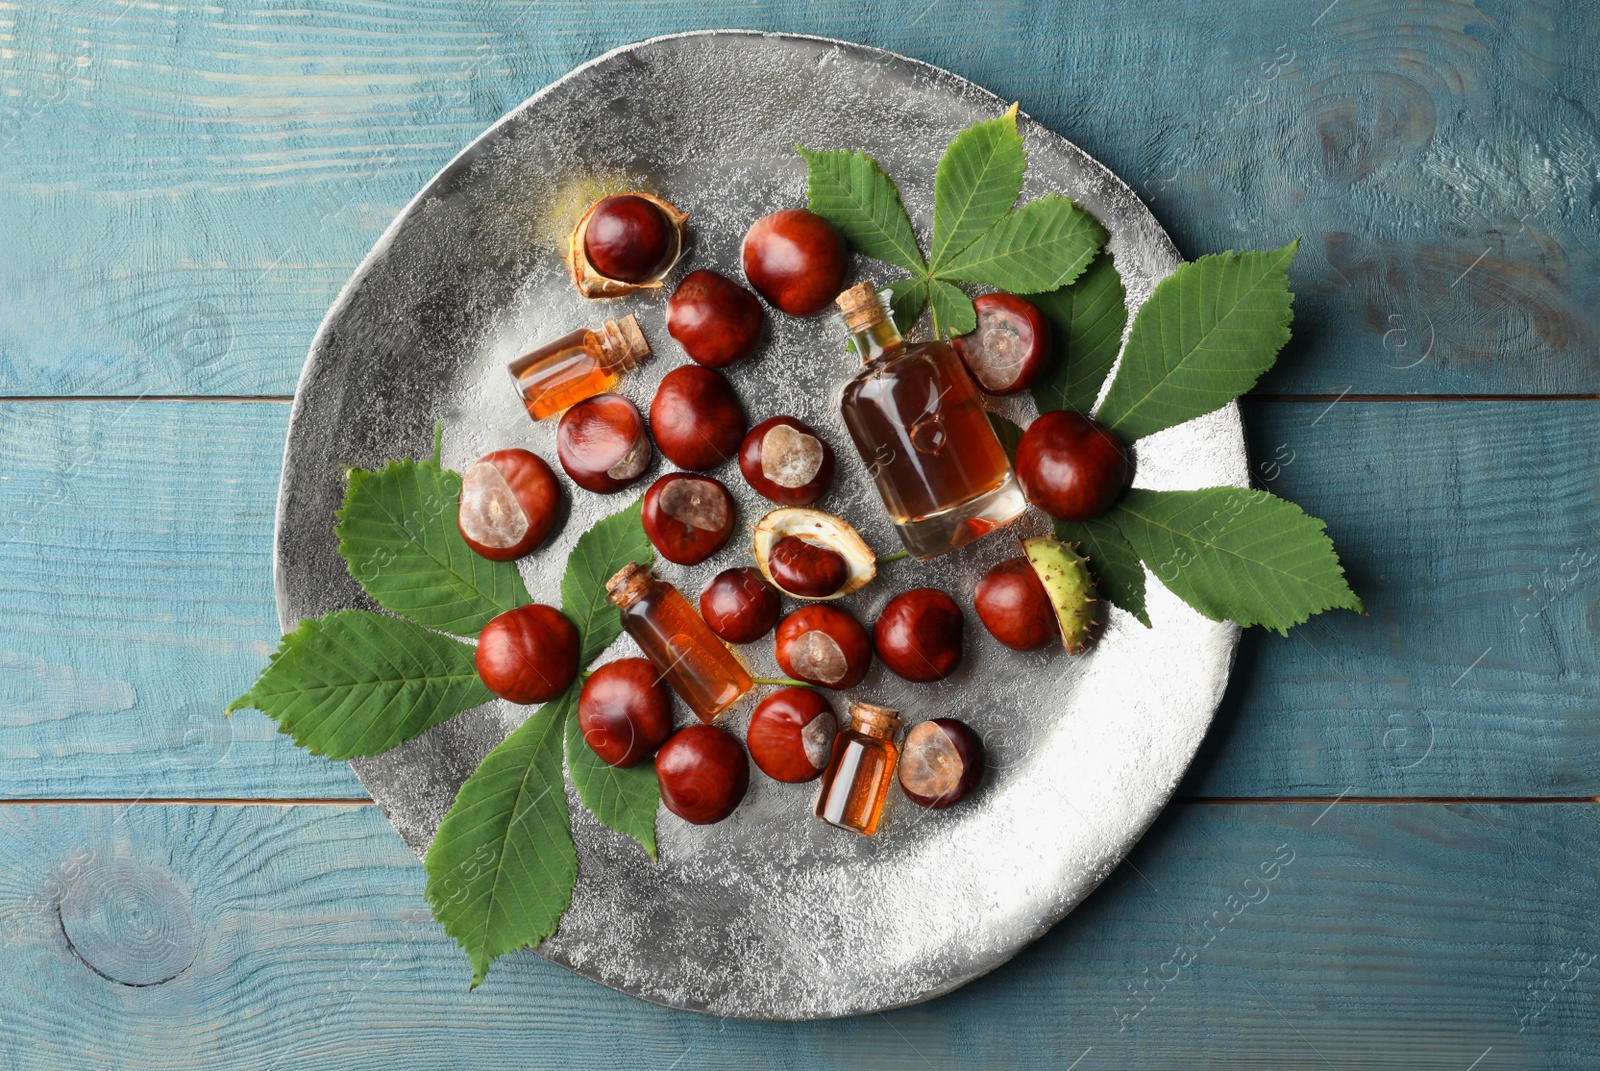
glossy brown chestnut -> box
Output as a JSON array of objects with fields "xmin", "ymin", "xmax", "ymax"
[
  {"xmin": 738, "ymin": 416, "xmax": 834, "ymax": 506},
  {"xmin": 577, "ymin": 658, "xmax": 674, "ymax": 768},
  {"xmin": 667, "ymin": 270, "xmax": 764, "ymax": 368},
  {"xmin": 655, "ymin": 723, "xmax": 750, "ymax": 825},
  {"xmin": 556, "ymin": 393, "xmax": 651, "ymax": 493},
  {"xmin": 583, "ymin": 194, "xmax": 677, "ymax": 284},
  {"xmin": 457, "ymin": 448, "xmax": 560, "ymax": 561},
  {"xmin": 974, "ymin": 557, "xmax": 1059, "ymax": 651},
  {"xmin": 873, "ymin": 588, "xmax": 964, "ymax": 683},
  {"xmin": 898, "ymin": 718, "xmax": 985, "ymax": 809},
  {"xmin": 774, "ymin": 605, "xmax": 872, "ymax": 690},
  {"xmin": 699, "ymin": 567, "xmax": 781, "ymax": 645},
  {"xmin": 641, "ymin": 472, "xmax": 736, "ymax": 566},
  {"xmin": 767, "ymin": 536, "xmax": 848, "ymax": 598},
  {"xmin": 741, "ymin": 209, "xmax": 848, "ymax": 316},
  {"xmin": 649, "ymin": 365, "xmax": 747, "ymax": 471},
  {"xmin": 1015, "ymin": 410, "xmax": 1130, "ymax": 521},
  {"xmin": 951, "ymin": 293, "xmax": 1052, "ymax": 395},
  {"xmin": 747, "ymin": 687, "xmax": 838, "ymax": 783},
  {"xmin": 475, "ymin": 604, "xmax": 580, "ymax": 704}
]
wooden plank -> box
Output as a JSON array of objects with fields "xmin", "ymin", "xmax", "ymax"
[
  {"xmin": 0, "ymin": 1, "xmax": 1593, "ymax": 396},
  {"xmin": 4, "ymin": 398, "xmax": 1597, "ymax": 799},
  {"xmin": 0, "ymin": 401, "xmax": 363, "ymax": 799},
  {"xmin": 0, "ymin": 800, "xmax": 1588, "ymax": 1068}
]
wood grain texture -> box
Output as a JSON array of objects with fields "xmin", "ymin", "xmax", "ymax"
[
  {"xmin": 0, "ymin": 800, "xmax": 1589, "ymax": 1068},
  {"xmin": 0, "ymin": 1, "xmax": 1593, "ymax": 396},
  {"xmin": 0, "ymin": 401, "xmax": 364, "ymax": 799},
  {"xmin": 6, "ymin": 398, "xmax": 1598, "ymax": 799}
]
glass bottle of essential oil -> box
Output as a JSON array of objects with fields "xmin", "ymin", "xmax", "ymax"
[
  {"xmin": 815, "ymin": 702, "xmax": 902, "ymax": 836},
  {"xmin": 606, "ymin": 562, "xmax": 753, "ymax": 722},
  {"xmin": 837, "ymin": 282, "xmax": 1025, "ymax": 559},
  {"xmin": 508, "ymin": 314, "xmax": 651, "ymax": 420}
]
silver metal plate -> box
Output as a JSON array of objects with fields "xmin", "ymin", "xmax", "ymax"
[{"xmin": 274, "ymin": 31, "xmax": 1246, "ymax": 1020}]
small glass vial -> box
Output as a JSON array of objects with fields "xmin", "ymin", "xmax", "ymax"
[
  {"xmin": 815, "ymin": 702, "xmax": 902, "ymax": 836},
  {"xmin": 606, "ymin": 562, "xmax": 753, "ymax": 722},
  {"xmin": 508, "ymin": 314, "xmax": 651, "ymax": 420},
  {"xmin": 837, "ymin": 282, "xmax": 1026, "ymax": 559}
]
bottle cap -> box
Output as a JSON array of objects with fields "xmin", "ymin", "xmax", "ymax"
[
  {"xmin": 847, "ymin": 701, "xmax": 901, "ymax": 739},
  {"xmin": 598, "ymin": 314, "xmax": 651, "ymax": 372},
  {"xmin": 606, "ymin": 561, "xmax": 654, "ymax": 608},
  {"xmin": 836, "ymin": 281, "xmax": 889, "ymax": 333}
]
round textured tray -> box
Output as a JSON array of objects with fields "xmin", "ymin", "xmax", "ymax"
[{"xmin": 274, "ymin": 30, "xmax": 1245, "ymax": 1019}]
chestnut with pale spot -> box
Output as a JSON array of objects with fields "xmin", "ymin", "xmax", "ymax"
[
  {"xmin": 774, "ymin": 605, "xmax": 872, "ymax": 690},
  {"xmin": 747, "ymin": 687, "xmax": 838, "ymax": 783},
  {"xmin": 641, "ymin": 472, "xmax": 736, "ymax": 566},
  {"xmin": 456, "ymin": 448, "xmax": 560, "ymax": 561},
  {"xmin": 739, "ymin": 416, "xmax": 834, "ymax": 506},
  {"xmin": 951, "ymin": 293, "xmax": 1051, "ymax": 395},
  {"xmin": 898, "ymin": 718, "xmax": 985, "ymax": 809},
  {"xmin": 556, "ymin": 394, "xmax": 651, "ymax": 494}
]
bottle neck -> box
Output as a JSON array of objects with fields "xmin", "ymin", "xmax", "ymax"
[{"xmin": 849, "ymin": 317, "xmax": 904, "ymax": 364}]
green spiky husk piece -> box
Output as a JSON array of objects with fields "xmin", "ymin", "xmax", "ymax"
[{"xmin": 1022, "ymin": 536, "xmax": 1099, "ymax": 654}]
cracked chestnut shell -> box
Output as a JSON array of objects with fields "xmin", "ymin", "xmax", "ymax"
[
  {"xmin": 974, "ymin": 556, "xmax": 1059, "ymax": 651},
  {"xmin": 1015, "ymin": 410, "xmax": 1130, "ymax": 521},
  {"xmin": 656, "ymin": 723, "xmax": 749, "ymax": 825},
  {"xmin": 747, "ymin": 688, "xmax": 838, "ymax": 783},
  {"xmin": 738, "ymin": 416, "xmax": 834, "ymax": 506},
  {"xmin": 898, "ymin": 718, "xmax": 985, "ymax": 809},
  {"xmin": 700, "ymin": 567, "xmax": 781, "ymax": 645},
  {"xmin": 569, "ymin": 192, "xmax": 687, "ymax": 297},
  {"xmin": 457, "ymin": 448, "xmax": 560, "ymax": 561},
  {"xmin": 774, "ymin": 605, "xmax": 872, "ymax": 690},
  {"xmin": 874, "ymin": 588, "xmax": 964, "ymax": 683},
  {"xmin": 475, "ymin": 604, "xmax": 580, "ymax": 705},
  {"xmin": 951, "ymin": 293, "xmax": 1051, "ymax": 395},
  {"xmin": 641, "ymin": 472, "xmax": 736, "ymax": 566},
  {"xmin": 741, "ymin": 209, "xmax": 848, "ymax": 316},
  {"xmin": 667, "ymin": 269, "xmax": 764, "ymax": 367},
  {"xmin": 649, "ymin": 365, "xmax": 747, "ymax": 471},
  {"xmin": 556, "ymin": 393, "xmax": 651, "ymax": 493},
  {"xmin": 751, "ymin": 508, "xmax": 876, "ymax": 601},
  {"xmin": 577, "ymin": 658, "xmax": 673, "ymax": 768}
]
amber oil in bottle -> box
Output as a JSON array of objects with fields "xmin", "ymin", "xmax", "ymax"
[
  {"xmin": 606, "ymin": 562, "xmax": 753, "ymax": 722},
  {"xmin": 815, "ymin": 702, "xmax": 902, "ymax": 836},
  {"xmin": 508, "ymin": 314, "xmax": 651, "ymax": 420},
  {"xmin": 837, "ymin": 282, "xmax": 1025, "ymax": 559}
]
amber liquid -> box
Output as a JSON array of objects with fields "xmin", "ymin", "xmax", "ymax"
[
  {"xmin": 621, "ymin": 582, "xmax": 753, "ymax": 722},
  {"xmin": 815, "ymin": 730, "xmax": 899, "ymax": 836},
  {"xmin": 508, "ymin": 328, "xmax": 619, "ymax": 420},
  {"xmin": 840, "ymin": 339, "xmax": 1023, "ymax": 557}
]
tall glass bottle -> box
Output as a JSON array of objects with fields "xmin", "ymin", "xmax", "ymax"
[
  {"xmin": 815, "ymin": 702, "xmax": 901, "ymax": 836},
  {"xmin": 606, "ymin": 562, "xmax": 752, "ymax": 722},
  {"xmin": 508, "ymin": 314, "xmax": 650, "ymax": 421},
  {"xmin": 837, "ymin": 282, "xmax": 1025, "ymax": 559}
]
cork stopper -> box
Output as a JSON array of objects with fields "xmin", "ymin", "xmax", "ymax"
[
  {"xmin": 606, "ymin": 561, "xmax": 654, "ymax": 609},
  {"xmin": 597, "ymin": 314, "xmax": 651, "ymax": 372},
  {"xmin": 847, "ymin": 701, "xmax": 901, "ymax": 740},
  {"xmin": 836, "ymin": 281, "xmax": 889, "ymax": 333}
]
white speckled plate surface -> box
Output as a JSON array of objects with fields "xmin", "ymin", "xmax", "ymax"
[{"xmin": 274, "ymin": 31, "xmax": 1245, "ymax": 1020}]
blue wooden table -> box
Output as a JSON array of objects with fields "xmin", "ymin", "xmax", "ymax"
[{"xmin": 3, "ymin": 2, "xmax": 1597, "ymax": 1067}]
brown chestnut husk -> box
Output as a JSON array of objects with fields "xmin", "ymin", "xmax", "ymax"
[
  {"xmin": 457, "ymin": 448, "xmax": 561, "ymax": 561},
  {"xmin": 898, "ymin": 718, "xmax": 985, "ymax": 809},
  {"xmin": 747, "ymin": 688, "xmax": 837, "ymax": 783},
  {"xmin": 774, "ymin": 605, "xmax": 872, "ymax": 690},
  {"xmin": 751, "ymin": 508, "xmax": 875, "ymax": 601},
  {"xmin": 738, "ymin": 416, "xmax": 834, "ymax": 506},
  {"xmin": 641, "ymin": 472, "xmax": 736, "ymax": 566},
  {"xmin": 556, "ymin": 393, "xmax": 651, "ymax": 494},
  {"xmin": 650, "ymin": 365, "xmax": 747, "ymax": 471},
  {"xmin": 569, "ymin": 191, "xmax": 687, "ymax": 298}
]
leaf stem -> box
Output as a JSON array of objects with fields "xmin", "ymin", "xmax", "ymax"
[
  {"xmin": 752, "ymin": 677, "xmax": 816, "ymax": 689},
  {"xmin": 875, "ymin": 550, "xmax": 910, "ymax": 564},
  {"xmin": 432, "ymin": 419, "xmax": 443, "ymax": 465}
]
